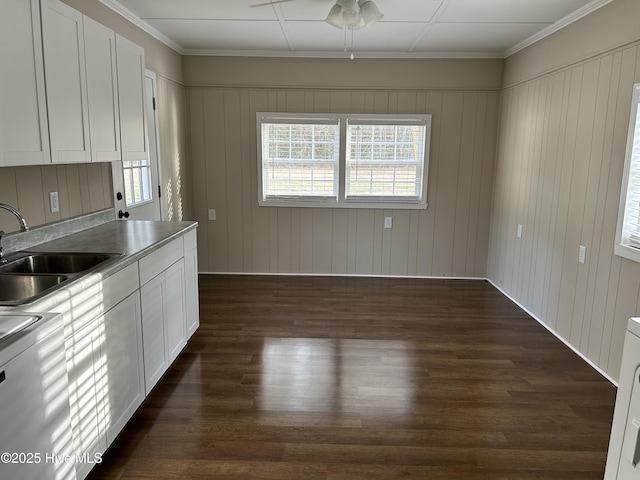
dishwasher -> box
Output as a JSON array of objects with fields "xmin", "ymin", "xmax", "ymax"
[{"xmin": 605, "ymin": 318, "xmax": 640, "ymax": 479}]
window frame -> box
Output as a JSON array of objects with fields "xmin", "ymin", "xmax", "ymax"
[
  {"xmin": 257, "ymin": 112, "xmax": 431, "ymax": 209},
  {"xmin": 616, "ymin": 83, "xmax": 640, "ymax": 264}
]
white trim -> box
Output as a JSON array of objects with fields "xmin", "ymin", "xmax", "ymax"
[
  {"xmin": 487, "ymin": 278, "xmax": 618, "ymax": 387},
  {"xmin": 98, "ymin": 0, "xmax": 185, "ymax": 54},
  {"xmin": 182, "ymin": 49, "xmax": 505, "ymax": 59},
  {"xmin": 200, "ymin": 271, "xmax": 486, "ymax": 281},
  {"xmin": 615, "ymin": 83, "xmax": 640, "ymax": 264},
  {"xmin": 504, "ymin": 0, "xmax": 614, "ymax": 58}
]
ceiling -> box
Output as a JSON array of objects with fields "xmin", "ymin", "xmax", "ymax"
[{"xmin": 101, "ymin": 0, "xmax": 612, "ymax": 58}]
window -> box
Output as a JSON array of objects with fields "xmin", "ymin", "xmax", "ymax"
[
  {"xmin": 616, "ymin": 83, "xmax": 640, "ymax": 263},
  {"xmin": 257, "ymin": 113, "xmax": 430, "ymax": 209},
  {"xmin": 122, "ymin": 159, "xmax": 153, "ymax": 207},
  {"xmin": 260, "ymin": 116, "xmax": 340, "ymax": 201}
]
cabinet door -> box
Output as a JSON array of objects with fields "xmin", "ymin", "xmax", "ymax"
[
  {"xmin": 65, "ymin": 318, "xmax": 106, "ymax": 480},
  {"xmin": 116, "ymin": 34, "xmax": 148, "ymax": 161},
  {"xmin": 165, "ymin": 260, "xmax": 187, "ymax": 363},
  {"xmin": 140, "ymin": 273, "xmax": 168, "ymax": 394},
  {"xmin": 0, "ymin": 0, "xmax": 50, "ymax": 166},
  {"xmin": 41, "ymin": 0, "xmax": 91, "ymax": 163},
  {"xmin": 99, "ymin": 292, "xmax": 145, "ymax": 446},
  {"xmin": 83, "ymin": 16, "xmax": 121, "ymax": 162},
  {"xmin": 0, "ymin": 324, "xmax": 74, "ymax": 480},
  {"xmin": 185, "ymin": 246, "xmax": 200, "ymax": 338}
]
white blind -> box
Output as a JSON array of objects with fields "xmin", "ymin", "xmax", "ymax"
[
  {"xmin": 345, "ymin": 121, "xmax": 426, "ymax": 201},
  {"xmin": 622, "ymin": 102, "xmax": 640, "ymax": 248},
  {"xmin": 261, "ymin": 119, "xmax": 339, "ymax": 199}
]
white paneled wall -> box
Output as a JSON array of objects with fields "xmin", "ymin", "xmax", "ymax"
[
  {"xmin": 189, "ymin": 87, "xmax": 499, "ymax": 278},
  {"xmin": 488, "ymin": 44, "xmax": 640, "ymax": 381}
]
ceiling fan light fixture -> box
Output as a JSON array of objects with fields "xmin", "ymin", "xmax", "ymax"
[
  {"xmin": 341, "ymin": 0, "xmax": 359, "ymax": 15},
  {"xmin": 359, "ymin": 0, "xmax": 383, "ymax": 27},
  {"xmin": 325, "ymin": 4, "xmax": 344, "ymax": 28},
  {"xmin": 325, "ymin": 0, "xmax": 382, "ymax": 29}
]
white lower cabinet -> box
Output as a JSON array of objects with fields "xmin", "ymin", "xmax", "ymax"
[
  {"xmin": 140, "ymin": 259, "xmax": 186, "ymax": 394},
  {"xmin": 65, "ymin": 316, "xmax": 106, "ymax": 480},
  {"xmin": 98, "ymin": 292, "xmax": 145, "ymax": 445},
  {"xmin": 0, "ymin": 315, "xmax": 75, "ymax": 480}
]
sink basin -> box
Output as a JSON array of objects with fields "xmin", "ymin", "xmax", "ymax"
[
  {"xmin": 0, "ymin": 252, "xmax": 122, "ymax": 305},
  {"xmin": 0, "ymin": 274, "xmax": 68, "ymax": 304},
  {"xmin": 0, "ymin": 253, "xmax": 115, "ymax": 275}
]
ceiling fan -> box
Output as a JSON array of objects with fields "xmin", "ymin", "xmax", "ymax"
[{"xmin": 249, "ymin": 0, "xmax": 383, "ymax": 30}]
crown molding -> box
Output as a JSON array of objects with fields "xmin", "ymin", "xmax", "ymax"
[
  {"xmin": 181, "ymin": 49, "xmax": 504, "ymax": 59},
  {"xmin": 503, "ymin": 0, "xmax": 614, "ymax": 57},
  {"xmin": 98, "ymin": 0, "xmax": 185, "ymax": 54}
]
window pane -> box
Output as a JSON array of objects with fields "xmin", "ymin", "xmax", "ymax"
[
  {"xmin": 346, "ymin": 123, "xmax": 426, "ymax": 198},
  {"xmin": 262, "ymin": 122, "xmax": 339, "ymax": 198},
  {"xmin": 123, "ymin": 160, "xmax": 153, "ymax": 207}
]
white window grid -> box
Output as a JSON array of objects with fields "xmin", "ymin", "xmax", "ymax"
[
  {"xmin": 346, "ymin": 122, "xmax": 426, "ymax": 200},
  {"xmin": 257, "ymin": 113, "xmax": 431, "ymax": 209},
  {"xmin": 262, "ymin": 121, "xmax": 339, "ymax": 199},
  {"xmin": 122, "ymin": 159, "xmax": 152, "ymax": 207}
]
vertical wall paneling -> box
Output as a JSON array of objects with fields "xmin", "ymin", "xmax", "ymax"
[
  {"xmin": 0, "ymin": 164, "xmax": 113, "ymax": 233},
  {"xmin": 188, "ymin": 88, "xmax": 209, "ymax": 271},
  {"xmin": 416, "ymin": 92, "xmax": 443, "ymax": 275},
  {"xmin": 189, "ymin": 86, "xmax": 500, "ymax": 279},
  {"xmin": 488, "ymin": 43, "xmax": 640, "ymax": 381}
]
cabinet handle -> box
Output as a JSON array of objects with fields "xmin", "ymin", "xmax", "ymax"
[{"xmin": 0, "ymin": 371, "xmax": 5, "ymax": 384}]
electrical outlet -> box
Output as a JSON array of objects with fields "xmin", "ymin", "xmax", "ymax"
[
  {"xmin": 517, "ymin": 224, "xmax": 522, "ymax": 239},
  {"xmin": 208, "ymin": 209, "xmax": 216, "ymax": 221},
  {"xmin": 384, "ymin": 217, "xmax": 392, "ymax": 229},
  {"xmin": 579, "ymin": 245, "xmax": 586, "ymax": 264},
  {"xmin": 49, "ymin": 191, "xmax": 59, "ymax": 213}
]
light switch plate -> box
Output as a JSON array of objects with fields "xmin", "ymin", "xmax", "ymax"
[
  {"xmin": 517, "ymin": 224, "xmax": 522, "ymax": 238},
  {"xmin": 208, "ymin": 209, "xmax": 216, "ymax": 221},
  {"xmin": 384, "ymin": 217, "xmax": 392, "ymax": 229}
]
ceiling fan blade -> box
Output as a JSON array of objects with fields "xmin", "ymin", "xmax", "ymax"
[{"xmin": 250, "ymin": 0, "xmax": 296, "ymax": 7}]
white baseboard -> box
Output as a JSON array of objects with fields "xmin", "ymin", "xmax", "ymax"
[
  {"xmin": 486, "ymin": 278, "xmax": 618, "ymax": 387},
  {"xmin": 198, "ymin": 271, "xmax": 487, "ymax": 281}
]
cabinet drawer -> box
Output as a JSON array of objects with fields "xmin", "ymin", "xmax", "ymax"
[
  {"xmin": 139, "ymin": 236, "xmax": 184, "ymax": 285},
  {"xmin": 63, "ymin": 262, "xmax": 139, "ymax": 337},
  {"xmin": 184, "ymin": 228, "xmax": 197, "ymax": 252},
  {"xmin": 102, "ymin": 262, "xmax": 139, "ymax": 312}
]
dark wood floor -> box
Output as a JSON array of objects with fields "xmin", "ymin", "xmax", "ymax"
[{"xmin": 88, "ymin": 275, "xmax": 616, "ymax": 479}]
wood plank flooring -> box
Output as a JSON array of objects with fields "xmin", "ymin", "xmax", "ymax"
[{"xmin": 87, "ymin": 275, "xmax": 617, "ymax": 479}]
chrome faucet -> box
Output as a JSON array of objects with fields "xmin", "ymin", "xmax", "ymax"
[
  {"xmin": 0, "ymin": 203, "xmax": 28, "ymax": 233},
  {"xmin": 0, "ymin": 203, "xmax": 29, "ymax": 264}
]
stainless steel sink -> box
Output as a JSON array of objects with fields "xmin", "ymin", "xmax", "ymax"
[
  {"xmin": 0, "ymin": 252, "xmax": 122, "ymax": 305},
  {"xmin": 0, "ymin": 274, "xmax": 68, "ymax": 304},
  {"xmin": 0, "ymin": 253, "xmax": 115, "ymax": 274}
]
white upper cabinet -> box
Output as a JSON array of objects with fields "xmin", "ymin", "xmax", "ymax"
[
  {"xmin": 41, "ymin": 0, "xmax": 91, "ymax": 163},
  {"xmin": 0, "ymin": 0, "xmax": 51, "ymax": 166},
  {"xmin": 1, "ymin": 0, "xmax": 147, "ymax": 167},
  {"xmin": 116, "ymin": 34, "xmax": 149, "ymax": 161},
  {"xmin": 83, "ymin": 16, "xmax": 121, "ymax": 162}
]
